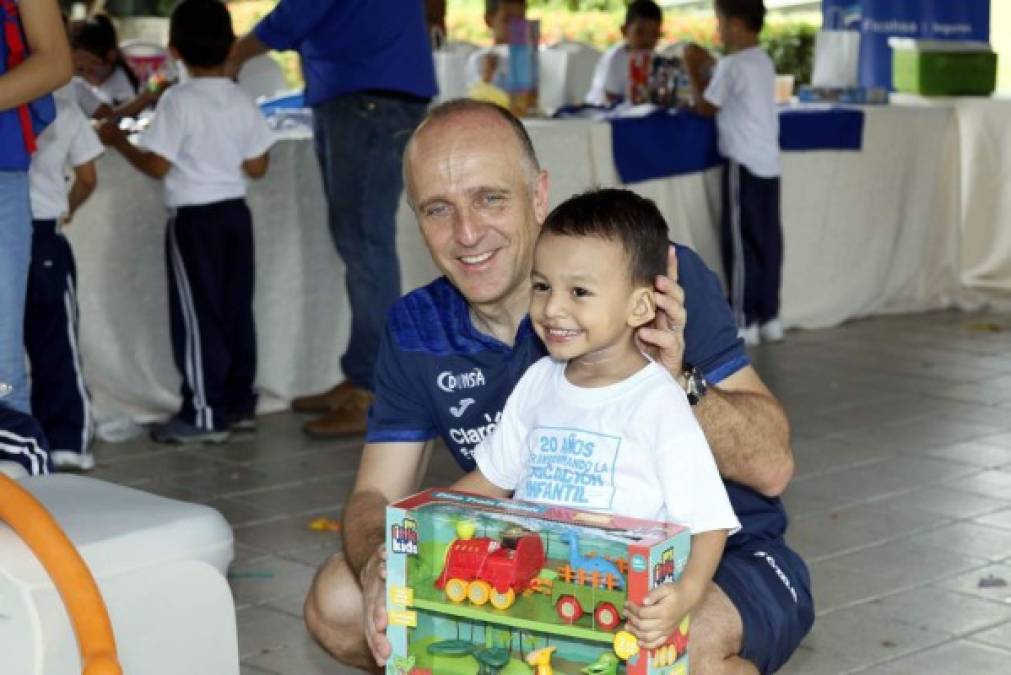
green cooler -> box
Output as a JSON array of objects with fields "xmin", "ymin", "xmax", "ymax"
[{"xmin": 890, "ymin": 38, "xmax": 997, "ymax": 96}]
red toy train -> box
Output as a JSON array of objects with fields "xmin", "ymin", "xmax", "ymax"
[{"xmin": 435, "ymin": 533, "xmax": 546, "ymax": 610}]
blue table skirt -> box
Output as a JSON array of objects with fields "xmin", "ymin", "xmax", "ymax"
[{"xmin": 610, "ymin": 107, "xmax": 865, "ymax": 184}]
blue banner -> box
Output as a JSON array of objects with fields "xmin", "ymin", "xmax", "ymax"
[{"xmin": 823, "ymin": 0, "xmax": 990, "ymax": 89}]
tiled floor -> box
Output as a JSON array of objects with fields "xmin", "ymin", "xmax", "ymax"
[{"xmin": 86, "ymin": 309, "xmax": 1011, "ymax": 674}]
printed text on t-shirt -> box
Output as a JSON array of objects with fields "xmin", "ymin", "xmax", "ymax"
[{"xmin": 518, "ymin": 427, "xmax": 620, "ymax": 510}]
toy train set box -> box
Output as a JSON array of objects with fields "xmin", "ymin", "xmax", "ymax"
[{"xmin": 385, "ymin": 489, "xmax": 692, "ymax": 675}]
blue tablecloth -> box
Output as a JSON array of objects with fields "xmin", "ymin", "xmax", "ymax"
[{"xmin": 610, "ymin": 106, "xmax": 866, "ymax": 184}]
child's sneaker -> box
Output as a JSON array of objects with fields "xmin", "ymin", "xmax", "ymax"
[
  {"xmin": 150, "ymin": 417, "xmax": 231, "ymax": 445},
  {"xmin": 738, "ymin": 324, "xmax": 760, "ymax": 346},
  {"xmin": 759, "ymin": 318, "xmax": 785, "ymax": 342},
  {"xmin": 50, "ymin": 450, "xmax": 96, "ymax": 472},
  {"xmin": 230, "ymin": 415, "xmax": 257, "ymax": 433}
]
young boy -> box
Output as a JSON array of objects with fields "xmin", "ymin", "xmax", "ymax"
[
  {"xmin": 100, "ymin": 0, "xmax": 274, "ymax": 444},
  {"xmin": 25, "ymin": 83, "xmax": 103, "ymax": 470},
  {"xmin": 453, "ymin": 188, "xmax": 740, "ymax": 649},
  {"xmin": 684, "ymin": 0, "xmax": 782, "ymax": 345},
  {"xmin": 465, "ymin": 0, "xmax": 527, "ymax": 92},
  {"xmin": 585, "ymin": 0, "xmax": 663, "ymax": 106}
]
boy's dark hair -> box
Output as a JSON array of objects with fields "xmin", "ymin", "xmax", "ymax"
[
  {"xmin": 485, "ymin": 0, "xmax": 526, "ymax": 16},
  {"xmin": 714, "ymin": 0, "xmax": 766, "ymax": 33},
  {"xmin": 625, "ymin": 0, "xmax": 663, "ymax": 27},
  {"xmin": 169, "ymin": 0, "xmax": 235, "ymax": 68},
  {"xmin": 541, "ymin": 188, "xmax": 667, "ymax": 286}
]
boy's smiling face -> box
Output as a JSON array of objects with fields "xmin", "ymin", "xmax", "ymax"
[{"xmin": 530, "ymin": 232, "xmax": 653, "ymax": 366}]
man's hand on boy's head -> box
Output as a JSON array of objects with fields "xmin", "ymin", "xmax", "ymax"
[
  {"xmin": 635, "ymin": 245, "xmax": 687, "ymax": 379},
  {"xmin": 623, "ymin": 582, "xmax": 692, "ymax": 649},
  {"xmin": 361, "ymin": 544, "xmax": 393, "ymax": 666}
]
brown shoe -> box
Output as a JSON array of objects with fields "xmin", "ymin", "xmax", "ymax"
[
  {"xmin": 292, "ymin": 380, "xmax": 358, "ymax": 413},
  {"xmin": 303, "ymin": 388, "xmax": 374, "ymax": 438}
]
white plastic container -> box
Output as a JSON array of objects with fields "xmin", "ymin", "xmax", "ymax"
[{"xmin": 0, "ymin": 475, "xmax": 238, "ymax": 675}]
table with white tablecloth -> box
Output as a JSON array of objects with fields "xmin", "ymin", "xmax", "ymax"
[{"xmin": 67, "ymin": 104, "xmax": 976, "ymax": 424}]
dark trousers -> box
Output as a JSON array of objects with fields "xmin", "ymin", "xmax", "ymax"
[
  {"xmin": 312, "ymin": 92, "xmax": 428, "ymax": 390},
  {"xmin": 0, "ymin": 403, "xmax": 51, "ymax": 475},
  {"xmin": 24, "ymin": 219, "xmax": 91, "ymax": 454},
  {"xmin": 720, "ymin": 161, "xmax": 784, "ymax": 328},
  {"xmin": 165, "ymin": 199, "xmax": 257, "ymax": 431}
]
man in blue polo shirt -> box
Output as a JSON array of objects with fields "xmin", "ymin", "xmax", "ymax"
[
  {"xmin": 227, "ymin": 1, "xmax": 437, "ymax": 436},
  {"xmin": 304, "ymin": 100, "xmax": 813, "ymax": 674}
]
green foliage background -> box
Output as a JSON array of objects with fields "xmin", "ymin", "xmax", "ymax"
[{"xmin": 100, "ymin": 1, "xmax": 818, "ymax": 89}]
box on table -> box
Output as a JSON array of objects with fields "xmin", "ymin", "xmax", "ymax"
[
  {"xmin": 386, "ymin": 489, "xmax": 692, "ymax": 675},
  {"xmin": 890, "ymin": 38, "xmax": 997, "ymax": 96}
]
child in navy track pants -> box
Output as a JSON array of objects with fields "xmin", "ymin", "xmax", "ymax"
[
  {"xmin": 26, "ymin": 85, "xmax": 103, "ymax": 470},
  {"xmin": 100, "ymin": 0, "xmax": 274, "ymax": 443},
  {"xmin": 685, "ymin": 0, "xmax": 784, "ymax": 345}
]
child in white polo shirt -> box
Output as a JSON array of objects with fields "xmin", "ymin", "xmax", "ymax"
[
  {"xmin": 26, "ymin": 84, "xmax": 104, "ymax": 471},
  {"xmin": 685, "ymin": 0, "xmax": 783, "ymax": 346},
  {"xmin": 584, "ymin": 0, "xmax": 663, "ymax": 106},
  {"xmin": 100, "ymin": 0, "xmax": 275, "ymax": 444},
  {"xmin": 454, "ymin": 189, "xmax": 740, "ymax": 650}
]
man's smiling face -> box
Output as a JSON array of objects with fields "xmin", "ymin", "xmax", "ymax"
[{"xmin": 406, "ymin": 110, "xmax": 548, "ymax": 310}]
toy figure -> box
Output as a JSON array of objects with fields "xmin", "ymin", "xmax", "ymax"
[
  {"xmin": 581, "ymin": 652, "xmax": 619, "ymax": 675},
  {"xmin": 560, "ymin": 532, "xmax": 625, "ymax": 589},
  {"xmin": 525, "ymin": 646, "xmax": 556, "ymax": 675}
]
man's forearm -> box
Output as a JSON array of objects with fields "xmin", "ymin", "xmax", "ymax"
[
  {"xmin": 341, "ymin": 489, "xmax": 390, "ymax": 577},
  {"xmin": 695, "ymin": 385, "xmax": 793, "ymax": 496}
]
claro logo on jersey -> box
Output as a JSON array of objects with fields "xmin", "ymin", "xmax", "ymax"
[
  {"xmin": 437, "ymin": 367, "xmax": 486, "ymax": 393},
  {"xmin": 450, "ymin": 411, "xmax": 502, "ymax": 452},
  {"xmin": 391, "ymin": 518, "xmax": 419, "ymax": 555}
]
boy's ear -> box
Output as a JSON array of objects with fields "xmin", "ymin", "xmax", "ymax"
[{"xmin": 627, "ymin": 286, "xmax": 656, "ymax": 328}]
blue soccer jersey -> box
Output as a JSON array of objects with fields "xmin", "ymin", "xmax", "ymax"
[{"xmin": 368, "ymin": 244, "xmax": 786, "ymax": 543}]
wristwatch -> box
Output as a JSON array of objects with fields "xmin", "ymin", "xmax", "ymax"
[{"xmin": 683, "ymin": 363, "xmax": 707, "ymax": 406}]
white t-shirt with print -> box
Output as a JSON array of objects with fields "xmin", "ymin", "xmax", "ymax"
[
  {"xmin": 73, "ymin": 66, "xmax": 137, "ymax": 117},
  {"xmin": 138, "ymin": 77, "xmax": 276, "ymax": 208},
  {"xmin": 29, "ymin": 85, "xmax": 104, "ymax": 221},
  {"xmin": 474, "ymin": 357, "xmax": 740, "ymax": 534},
  {"xmin": 585, "ymin": 43, "xmax": 628, "ymax": 106},
  {"xmin": 703, "ymin": 46, "xmax": 780, "ymax": 178}
]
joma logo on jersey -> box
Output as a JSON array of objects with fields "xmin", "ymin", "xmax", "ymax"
[
  {"xmin": 437, "ymin": 368, "xmax": 486, "ymax": 393},
  {"xmin": 391, "ymin": 518, "xmax": 419, "ymax": 555}
]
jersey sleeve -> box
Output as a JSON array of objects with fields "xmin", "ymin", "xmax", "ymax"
[
  {"xmin": 602, "ymin": 48, "xmax": 627, "ymax": 100},
  {"xmin": 72, "ymin": 77, "xmax": 106, "ymax": 117},
  {"xmin": 243, "ymin": 96, "xmax": 277, "ymax": 160},
  {"xmin": 676, "ymin": 244, "xmax": 750, "ymax": 384},
  {"xmin": 253, "ymin": 0, "xmax": 341, "ymax": 51},
  {"xmin": 66, "ymin": 105, "xmax": 104, "ymax": 167},
  {"xmin": 703, "ymin": 56, "xmax": 734, "ymax": 109},
  {"xmin": 649, "ymin": 385, "xmax": 740, "ymax": 535},
  {"xmin": 472, "ymin": 363, "xmax": 539, "ymax": 491},
  {"xmin": 137, "ymin": 91, "xmax": 184, "ymax": 164},
  {"xmin": 366, "ymin": 316, "xmax": 439, "ymax": 445}
]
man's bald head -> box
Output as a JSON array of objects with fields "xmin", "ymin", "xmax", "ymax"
[{"xmin": 404, "ymin": 100, "xmax": 540, "ymax": 207}]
